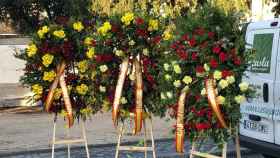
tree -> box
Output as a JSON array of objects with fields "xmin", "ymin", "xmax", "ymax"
[{"xmin": 0, "ymin": 0, "xmax": 92, "ymax": 34}]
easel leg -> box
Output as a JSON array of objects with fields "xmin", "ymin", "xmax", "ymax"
[
  {"xmin": 235, "ymin": 133, "xmax": 241, "ymax": 158},
  {"xmin": 222, "ymin": 142, "xmax": 227, "ymax": 158},
  {"xmin": 143, "ymin": 119, "xmax": 147, "ymax": 158},
  {"xmin": 115, "ymin": 123, "xmax": 124, "ymax": 158},
  {"xmin": 149, "ymin": 118, "xmax": 156, "ymax": 158},
  {"xmin": 67, "ymin": 128, "xmax": 71, "ymax": 158},
  {"xmin": 51, "ymin": 117, "xmax": 56, "ymax": 158},
  {"xmin": 82, "ymin": 121, "xmax": 90, "ymax": 158}
]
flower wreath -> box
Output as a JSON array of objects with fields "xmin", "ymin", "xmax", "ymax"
[
  {"xmin": 16, "ymin": 18, "xmax": 102, "ymax": 127},
  {"xmin": 157, "ymin": 27, "xmax": 254, "ymax": 152},
  {"xmin": 92, "ymin": 12, "xmax": 172, "ymax": 132}
]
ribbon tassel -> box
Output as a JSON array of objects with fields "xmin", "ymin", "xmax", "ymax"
[
  {"xmin": 45, "ymin": 61, "xmax": 74, "ymax": 128},
  {"xmin": 205, "ymin": 78, "xmax": 227, "ymax": 128}
]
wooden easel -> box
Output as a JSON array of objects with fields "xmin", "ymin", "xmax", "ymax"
[
  {"xmin": 115, "ymin": 114, "xmax": 156, "ymax": 158},
  {"xmin": 189, "ymin": 132, "xmax": 241, "ymax": 158},
  {"xmin": 51, "ymin": 114, "xmax": 90, "ymax": 158}
]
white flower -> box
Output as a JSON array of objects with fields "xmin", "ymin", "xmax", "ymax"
[
  {"xmin": 204, "ymin": 63, "xmax": 210, "ymax": 72},
  {"xmin": 163, "ymin": 63, "xmax": 170, "ymax": 71},
  {"xmin": 239, "ymin": 82, "xmax": 249, "ymax": 92},
  {"xmin": 99, "ymin": 65, "xmax": 108, "ymax": 72},
  {"xmin": 173, "ymin": 64, "xmax": 182, "ymax": 74},
  {"xmin": 161, "ymin": 92, "xmax": 166, "ymax": 100},
  {"xmin": 219, "ymin": 79, "xmax": 229, "ymax": 89},
  {"xmin": 163, "ymin": 51, "xmax": 170, "ymax": 55},
  {"xmin": 99, "ymin": 86, "xmax": 106, "ymax": 92},
  {"xmin": 120, "ymin": 97, "xmax": 127, "ymax": 104},
  {"xmin": 226, "ymin": 76, "xmax": 235, "ymax": 84},
  {"xmin": 182, "ymin": 76, "xmax": 192, "ymax": 84},
  {"xmin": 235, "ymin": 95, "xmax": 246, "ymax": 104},
  {"xmin": 166, "ymin": 91, "xmax": 173, "ymax": 98},
  {"xmin": 143, "ymin": 48, "xmax": 149, "ymax": 56},
  {"xmin": 173, "ymin": 80, "xmax": 181, "ymax": 88},
  {"xmin": 216, "ymin": 96, "xmax": 225, "ymax": 105},
  {"xmin": 129, "ymin": 40, "xmax": 135, "ymax": 46},
  {"xmin": 213, "ymin": 70, "xmax": 222, "ymax": 80},
  {"xmin": 201, "ymin": 88, "xmax": 206, "ymax": 95},
  {"xmin": 164, "ymin": 74, "xmax": 172, "ymax": 81}
]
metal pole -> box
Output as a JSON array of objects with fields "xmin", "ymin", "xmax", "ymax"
[{"xmin": 82, "ymin": 121, "xmax": 90, "ymax": 158}]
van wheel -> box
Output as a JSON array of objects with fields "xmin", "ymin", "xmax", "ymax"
[{"xmin": 262, "ymin": 154, "xmax": 277, "ymax": 158}]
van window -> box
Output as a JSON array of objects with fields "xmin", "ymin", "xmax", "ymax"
[{"xmin": 250, "ymin": 33, "xmax": 274, "ymax": 73}]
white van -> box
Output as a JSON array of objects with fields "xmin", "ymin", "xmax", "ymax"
[{"xmin": 240, "ymin": 19, "xmax": 280, "ymax": 158}]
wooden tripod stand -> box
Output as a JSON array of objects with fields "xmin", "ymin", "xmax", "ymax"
[
  {"xmin": 115, "ymin": 115, "xmax": 156, "ymax": 158},
  {"xmin": 51, "ymin": 114, "xmax": 90, "ymax": 158},
  {"xmin": 189, "ymin": 132, "xmax": 241, "ymax": 158}
]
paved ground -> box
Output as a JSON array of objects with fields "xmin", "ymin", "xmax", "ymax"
[{"xmin": 0, "ymin": 110, "xmax": 264, "ymax": 158}]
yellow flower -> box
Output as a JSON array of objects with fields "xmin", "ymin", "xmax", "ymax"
[
  {"xmin": 239, "ymin": 82, "xmax": 249, "ymax": 92},
  {"xmin": 173, "ymin": 64, "xmax": 182, "ymax": 74},
  {"xmin": 77, "ymin": 60, "xmax": 88, "ymax": 73},
  {"xmin": 226, "ymin": 76, "xmax": 235, "ymax": 84},
  {"xmin": 97, "ymin": 21, "xmax": 112, "ymax": 36},
  {"xmin": 163, "ymin": 30, "xmax": 173, "ymax": 41},
  {"xmin": 99, "ymin": 85, "xmax": 106, "ymax": 92},
  {"xmin": 148, "ymin": 19, "xmax": 159, "ymax": 31},
  {"xmin": 73, "ymin": 21, "xmax": 84, "ymax": 32},
  {"xmin": 120, "ymin": 97, "xmax": 128, "ymax": 104},
  {"xmin": 114, "ymin": 50, "xmax": 124, "ymax": 57},
  {"xmin": 160, "ymin": 92, "xmax": 166, "ymax": 100},
  {"xmin": 53, "ymin": 30, "xmax": 66, "ymax": 39},
  {"xmin": 37, "ymin": 25, "xmax": 49, "ymax": 38},
  {"xmin": 173, "ymin": 80, "xmax": 181, "ymax": 88},
  {"xmin": 91, "ymin": 71, "xmax": 97, "ymax": 80},
  {"xmin": 32, "ymin": 84, "xmax": 43, "ymax": 95},
  {"xmin": 84, "ymin": 37, "xmax": 93, "ymax": 45},
  {"xmin": 27, "ymin": 43, "xmax": 37, "ymax": 57},
  {"xmin": 235, "ymin": 95, "xmax": 246, "ymax": 104},
  {"xmin": 43, "ymin": 71, "xmax": 56, "ymax": 82},
  {"xmin": 216, "ymin": 96, "xmax": 225, "ymax": 105},
  {"xmin": 80, "ymin": 107, "xmax": 93, "ymax": 115},
  {"xmin": 54, "ymin": 88, "xmax": 62, "ymax": 100},
  {"xmin": 213, "ymin": 70, "xmax": 222, "ymax": 80},
  {"xmin": 86, "ymin": 47, "xmax": 95, "ymax": 59},
  {"xmin": 99, "ymin": 65, "xmax": 108, "ymax": 73},
  {"xmin": 121, "ymin": 12, "xmax": 134, "ymax": 26},
  {"xmin": 166, "ymin": 91, "xmax": 173, "ymax": 98},
  {"xmin": 183, "ymin": 76, "xmax": 192, "ymax": 85},
  {"xmin": 218, "ymin": 79, "xmax": 229, "ymax": 89},
  {"xmin": 143, "ymin": 48, "xmax": 149, "ymax": 56},
  {"xmin": 76, "ymin": 84, "xmax": 89, "ymax": 95},
  {"xmin": 129, "ymin": 40, "xmax": 135, "ymax": 46},
  {"xmin": 42, "ymin": 54, "xmax": 54, "ymax": 67}
]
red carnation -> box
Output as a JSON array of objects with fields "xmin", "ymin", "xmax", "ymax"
[
  {"xmin": 111, "ymin": 24, "xmax": 120, "ymax": 33},
  {"xmin": 219, "ymin": 52, "xmax": 227, "ymax": 62},
  {"xmin": 195, "ymin": 95, "xmax": 201, "ymax": 101},
  {"xmin": 135, "ymin": 17, "xmax": 144, "ymax": 25},
  {"xmin": 151, "ymin": 36, "xmax": 161, "ymax": 44},
  {"xmin": 176, "ymin": 49, "xmax": 188, "ymax": 60},
  {"xmin": 95, "ymin": 54, "xmax": 114, "ymax": 63},
  {"xmin": 222, "ymin": 70, "xmax": 232, "ymax": 78},
  {"xmin": 195, "ymin": 122, "xmax": 211, "ymax": 131},
  {"xmin": 136, "ymin": 28, "xmax": 148, "ymax": 38},
  {"xmin": 189, "ymin": 38, "xmax": 196, "ymax": 47},
  {"xmin": 208, "ymin": 32, "xmax": 215, "ymax": 39},
  {"xmin": 62, "ymin": 41, "xmax": 74, "ymax": 61},
  {"xmin": 196, "ymin": 66, "xmax": 205, "ymax": 73},
  {"xmin": 212, "ymin": 46, "xmax": 221, "ymax": 54},
  {"xmin": 234, "ymin": 57, "xmax": 241, "ymax": 65},
  {"xmin": 181, "ymin": 34, "xmax": 189, "ymax": 41},
  {"xmin": 200, "ymin": 41, "xmax": 208, "ymax": 49},
  {"xmin": 210, "ymin": 59, "xmax": 218, "ymax": 68},
  {"xmin": 191, "ymin": 52, "xmax": 198, "ymax": 60}
]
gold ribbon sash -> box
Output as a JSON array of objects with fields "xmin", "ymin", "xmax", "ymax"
[
  {"xmin": 112, "ymin": 57, "xmax": 143, "ymax": 134},
  {"xmin": 205, "ymin": 78, "xmax": 227, "ymax": 128},
  {"xmin": 45, "ymin": 61, "xmax": 74, "ymax": 128},
  {"xmin": 175, "ymin": 89, "xmax": 188, "ymax": 153}
]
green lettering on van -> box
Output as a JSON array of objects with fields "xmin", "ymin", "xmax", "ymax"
[{"xmin": 249, "ymin": 33, "xmax": 273, "ymax": 73}]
